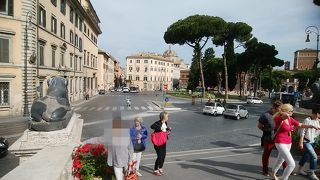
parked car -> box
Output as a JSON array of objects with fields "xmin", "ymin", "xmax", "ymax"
[
  {"xmin": 129, "ymin": 87, "xmax": 138, "ymax": 93},
  {"xmin": 122, "ymin": 87, "xmax": 130, "ymax": 93},
  {"xmin": 223, "ymin": 104, "xmax": 249, "ymax": 120},
  {"xmin": 246, "ymin": 96, "xmax": 263, "ymax": 104},
  {"xmin": 202, "ymin": 102, "xmax": 225, "ymax": 116},
  {"xmin": 98, "ymin": 89, "xmax": 106, "ymax": 95},
  {"xmin": 0, "ymin": 137, "xmax": 8, "ymax": 158}
]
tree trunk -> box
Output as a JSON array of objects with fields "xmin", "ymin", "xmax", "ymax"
[
  {"xmin": 223, "ymin": 44, "xmax": 229, "ymax": 99},
  {"xmin": 239, "ymin": 73, "xmax": 242, "ymax": 97},
  {"xmin": 196, "ymin": 44, "xmax": 206, "ymax": 98}
]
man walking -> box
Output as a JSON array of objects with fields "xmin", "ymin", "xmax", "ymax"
[{"xmin": 257, "ymin": 100, "xmax": 287, "ymax": 176}]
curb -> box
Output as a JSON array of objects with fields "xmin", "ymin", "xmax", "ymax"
[
  {"xmin": 71, "ymin": 95, "xmax": 99, "ymax": 107},
  {"xmin": 152, "ymin": 101, "xmax": 182, "ymax": 111}
]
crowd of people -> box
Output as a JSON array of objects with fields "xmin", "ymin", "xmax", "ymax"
[{"xmin": 258, "ymin": 101, "xmax": 320, "ymax": 180}]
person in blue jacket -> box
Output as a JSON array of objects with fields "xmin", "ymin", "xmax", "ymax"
[{"xmin": 130, "ymin": 117, "xmax": 148, "ymax": 177}]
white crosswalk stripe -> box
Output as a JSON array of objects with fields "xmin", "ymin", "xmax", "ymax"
[{"xmin": 75, "ymin": 105, "xmax": 163, "ymax": 112}]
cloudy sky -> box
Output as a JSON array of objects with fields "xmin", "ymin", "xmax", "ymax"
[{"xmin": 91, "ymin": 0, "xmax": 320, "ymax": 68}]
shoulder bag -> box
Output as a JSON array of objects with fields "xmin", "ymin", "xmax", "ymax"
[
  {"xmin": 124, "ymin": 161, "xmax": 138, "ymax": 180},
  {"xmin": 271, "ymin": 120, "xmax": 284, "ymax": 141},
  {"xmin": 151, "ymin": 131, "xmax": 168, "ymax": 146}
]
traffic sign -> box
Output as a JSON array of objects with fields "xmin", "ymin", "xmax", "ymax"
[{"xmin": 164, "ymin": 97, "xmax": 169, "ymax": 102}]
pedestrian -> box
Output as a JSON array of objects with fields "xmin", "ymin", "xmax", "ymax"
[
  {"xmin": 107, "ymin": 119, "xmax": 134, "ymax": 180},
  {"xmin": 297, "ymin": 107, "xmax": 320, "ymax": 180},
  {"xmin": 151, "ymin": 111, "xmax": 171, "ymax": 176},
  {"xmin": 257, "ymin": 100, "xmax": 287, "ymax": 176},
  {"xmin": 130, "ymin": 117, "xmax": 148, "ymax": 177},
  {"xmin": 271, "ymin": 104, "xmax": 319, "ymax": 180}
]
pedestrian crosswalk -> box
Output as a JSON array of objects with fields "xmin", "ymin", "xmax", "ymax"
[{"xmin": 74, "ymin": 104, "xmax": 162, "ymax": 112}]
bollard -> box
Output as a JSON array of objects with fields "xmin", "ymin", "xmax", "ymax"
[{"xmin": 192, "ymin": 95, "xmax": 196, "ymax": 105}]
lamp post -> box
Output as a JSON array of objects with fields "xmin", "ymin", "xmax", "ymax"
[
  {"xmin": 305, "ymin": 26, "xmax": 319, "ymax": 69},
  {"xmin": 23, "ymin": 11, "xmax": 32, "ymax": 117}
]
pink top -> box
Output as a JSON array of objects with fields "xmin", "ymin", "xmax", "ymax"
[{"xmin": 274, "ymin": 116, "xmax": 300, "ymax": 144}]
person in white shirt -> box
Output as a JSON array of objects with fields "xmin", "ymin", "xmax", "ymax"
[{"xmin": 297, "ymin": 108, "xmax": 320, "ymax": 180}]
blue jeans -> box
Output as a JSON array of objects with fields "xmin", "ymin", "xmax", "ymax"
[{"xmin": 299, "ymin": 141, "xmax": 318, "ymax": 170}]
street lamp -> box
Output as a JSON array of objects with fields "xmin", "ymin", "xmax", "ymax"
[
  {"xmin": 305, "ymin": 26, "xmax": 319, "ymax": 69},
  {"xmin": 23, "ymin": 11, "xmax": 33, "ymax": 117}
]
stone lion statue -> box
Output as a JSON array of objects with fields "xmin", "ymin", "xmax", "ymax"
[
  {"xmin": 300, "ymin": 80, "xmax": 320, "ymax": 109},
  {"xmin": 30, "ymin": 76, "xmax": 72, "ymax": 131}
]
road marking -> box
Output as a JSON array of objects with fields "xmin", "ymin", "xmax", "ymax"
[
  {"xmin": 96, "ymin": 107, "xmax": 103, "ymax": 111},
  {"xmin": 74, "ymin": 107, "xmax": 82, "ymax": 111},
  {"xmin": 141, "ymin": 106, "xmax": 146, "ymax": 110},
  {"xmin": 81, "ymin": 107, "xmax": 89, "ymax": 111},
  {"xmin": 142, "ymin": 147, "xmax": 256, "ymax": 160},
  {"xmin": 120, "ymin": 106, "xmax": 124, "ymax": 110},
  {"xmin": 89, "ymin": 107, "xmax": 95, "ymax": 111},
  {"xmin": 147, "ymin": 106, "xmax": 153, "ymax": 110},
  {"xmin": 104, "ymin": 106, "xmax": 110, "ymax": 111},
  {"xmin": 142, "ymin": 152, "xmax": 252, "ymax": 167},
  {"xmin": 134, "ymin": 106, "xmax": 139, "ymax": 110},
  {"xmin": 127, "ymin": 106, "xmax": 132, "ymax": 110},
  {"xmin": 112, "ymin": 106, "xmax": 117, "ymax": 111}
]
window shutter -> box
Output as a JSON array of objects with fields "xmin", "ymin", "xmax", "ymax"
[
  {"xmin": 43, "ymin": 9, "xmax": 46, "ymax": 27},
  {"xmin": 8, "ymin": 0, "xmax": 13, "ymax": 16}
]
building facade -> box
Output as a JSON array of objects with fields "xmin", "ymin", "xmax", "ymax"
[
  {"xmin": 97, "ymin": 49, "xmax": 115, "ymax": 91},
  {"xmin": 126, "ymin": 52, "xmax": 174, "ymax": 91},
  {"xmin": 0, "ymin": 0, "xmax": 101, "ymax": 117},
  {"xmin": 162, "ymin": 46, "xmax": 189, "ymax": 89},
  {"xmin": 293, "ymin": 48, "xmax": 318, "ymax": 71}
]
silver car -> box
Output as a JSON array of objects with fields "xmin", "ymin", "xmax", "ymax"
[
  {"xmin": 202, "ymin": 102, "xmax": 225, "ymax": 116},
  {"xmin": 223, "ymin": 104, "xmax": 249, "ymax": 120}
]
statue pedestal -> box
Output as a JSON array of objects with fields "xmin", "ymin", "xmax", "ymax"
[{"xmin": 9, "ymin": 112, "xmax": 83, "ymax": 163}]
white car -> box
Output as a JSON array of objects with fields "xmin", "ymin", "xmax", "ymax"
[
  {"xmin": 122, "ymin": 87, "xmax": 130, "ymax": 93},
  {"xmin": 202, "ymin": 102, "xmax": 225, "ymax": 116},
  {"xmin": 246, "ymin": 96, "xmax": 263, "ymax": 104},
  {"xmin": 223, "ymin": 104, "xmax": 249, "ymax": 120}
]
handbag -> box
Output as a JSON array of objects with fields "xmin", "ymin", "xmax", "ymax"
[
  {"xmin": 134, "ymin": 142, "xmax": 145, "ymax": 152},
  {"xmin": 124, "ymin": 161, "xmax": 138, "ymax": 180},
  {"xmin": 151, "ymin": 131, "xmax": 168, "ymax": 146}
]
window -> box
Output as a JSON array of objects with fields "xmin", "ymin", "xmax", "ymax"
[
  {"xmin": 136, "ymin": 67, "xmax": 140, "ymax": 72},
  {"xmin": 75, "ymin": 13, "xmax": 78, "ymax": 28},
  {"xmin": 38, "ymin": 6, "xmax": 46, "ymax": 27},
  {"xmin": 69, "ymin": 7, "xmax": 74, "ymax": 23},
  {"xmin": 60, "ymin": 49, "xmax": 65, "ymax": 66},
  {"xmin": 136, "ymin": 76, "xmax": 140, "ymax": 81},
  {"xmin": 143, "ymin": 76, "xmax": 147, "ymax": 81},
  {"xmin": 129, "ymin": 60, "xmax": 132, "ymax": 63},
  {"xmin": 0, "ymin": 0, "xmax": 13, "ymax": 16},
  {"xmin": 79, "ymin": 19, "xmax": 83, "ymax": 32},
  {"xmin": 51, "ymin": 15, "xmax": 57, "ymax": 34},
  {"xmin": 39, "ymin": 42, "xmax": 45, "ymax": 66},
  {"xmin": 51, "ymin": 0, "xmax": 57, "ymax": 6},
  {"xmin": 84, "ymin": 24, "xmax": 87, "ymax": 33},
  {"xmin": 51, "ymin": 46, "xmax": 56, "ymax": 67},
  {"xmin": 0, "ymin": 37, "xmax": 10, "ymax": 63},
  {"xmin": 144, "ymin": 67, "xmax": 147, "ymax": 72},
  {"xmin": 70, "ymin": 53, "xmax": 73, "ymax": 68},
  {"xmin": 129, "ymin": 66, "xmax": 132, "ymax": 72},
  {"xmin": 79, "ymin": 38, "xmax": 82, "ymax": 51},
  {"xmin": 136, "ymin": 60, "xmax": 140, "ymax": 63},
  {"xmin": 75, "ymin": 56, "xmax": 78, "ymax": 71},
  {"xmin": 79, "ymin": 57, "xmax": 82, "ymax": 71},
  {"xmin": 60, "ymin": 23, "xmax": 65, "ymax": 39},
  {"xmin": 60, "ymin": 0, "xmax": 66, "ymax": 15},
  {"xmin": 75, "ymin": 34, "xmax": 78, "ymax": 46},
  {"xmin": 128, "ymin": 75, "xmax": 132, "ymax": 81},
  {"xmin": 0, "ymin": 82, "xmax": 9, "ymax": 106},
  {"xmin": 70, "ymin": 30, "xmax": 73, "ymax": 44},
  {"xmin": 144, "ymin": 60, "xmax": 148, "ymax": 63}
]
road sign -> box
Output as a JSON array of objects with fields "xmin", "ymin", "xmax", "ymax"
[
  {"xmin": 164, "ymin": 102, "xmax": 168, "ymax": 107},
  {"xmin": 163, "ymin": 84, "xmax": 168, "ymax": 91},
  {"xmin": 165, "ymin": 97, "xmax": 169, "ymax": 102}
]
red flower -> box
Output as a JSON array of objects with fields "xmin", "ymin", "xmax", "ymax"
[
  {"xmin": 92, "ymin": 144, "xmax": 105, "ymax": 156},
  {"xmin": 73, "ymin": 158, "xmax": 82, "ymax": 169}
]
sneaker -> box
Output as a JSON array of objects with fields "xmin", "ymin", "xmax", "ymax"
[
  {"xmin": 136, "ymin": 171, "xmax": 142, "ymax": 177},
  {"xmin": 159, "ymin": 168, "xmax": 164, "ymax": 175},
  {"xmin": 309, "ymin": 173, "xmax": 319, "ymax": 180},
  {"xmin": 263, "ymin": 172, "xmax": 270, "ymax": 176},
  {"xmin": 153, "ymin": 170, "xmax": 161, "ymax": 176},
  {"xmin": 299, "ymin": 169, "xmax": 308, "ymax": 176}
]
